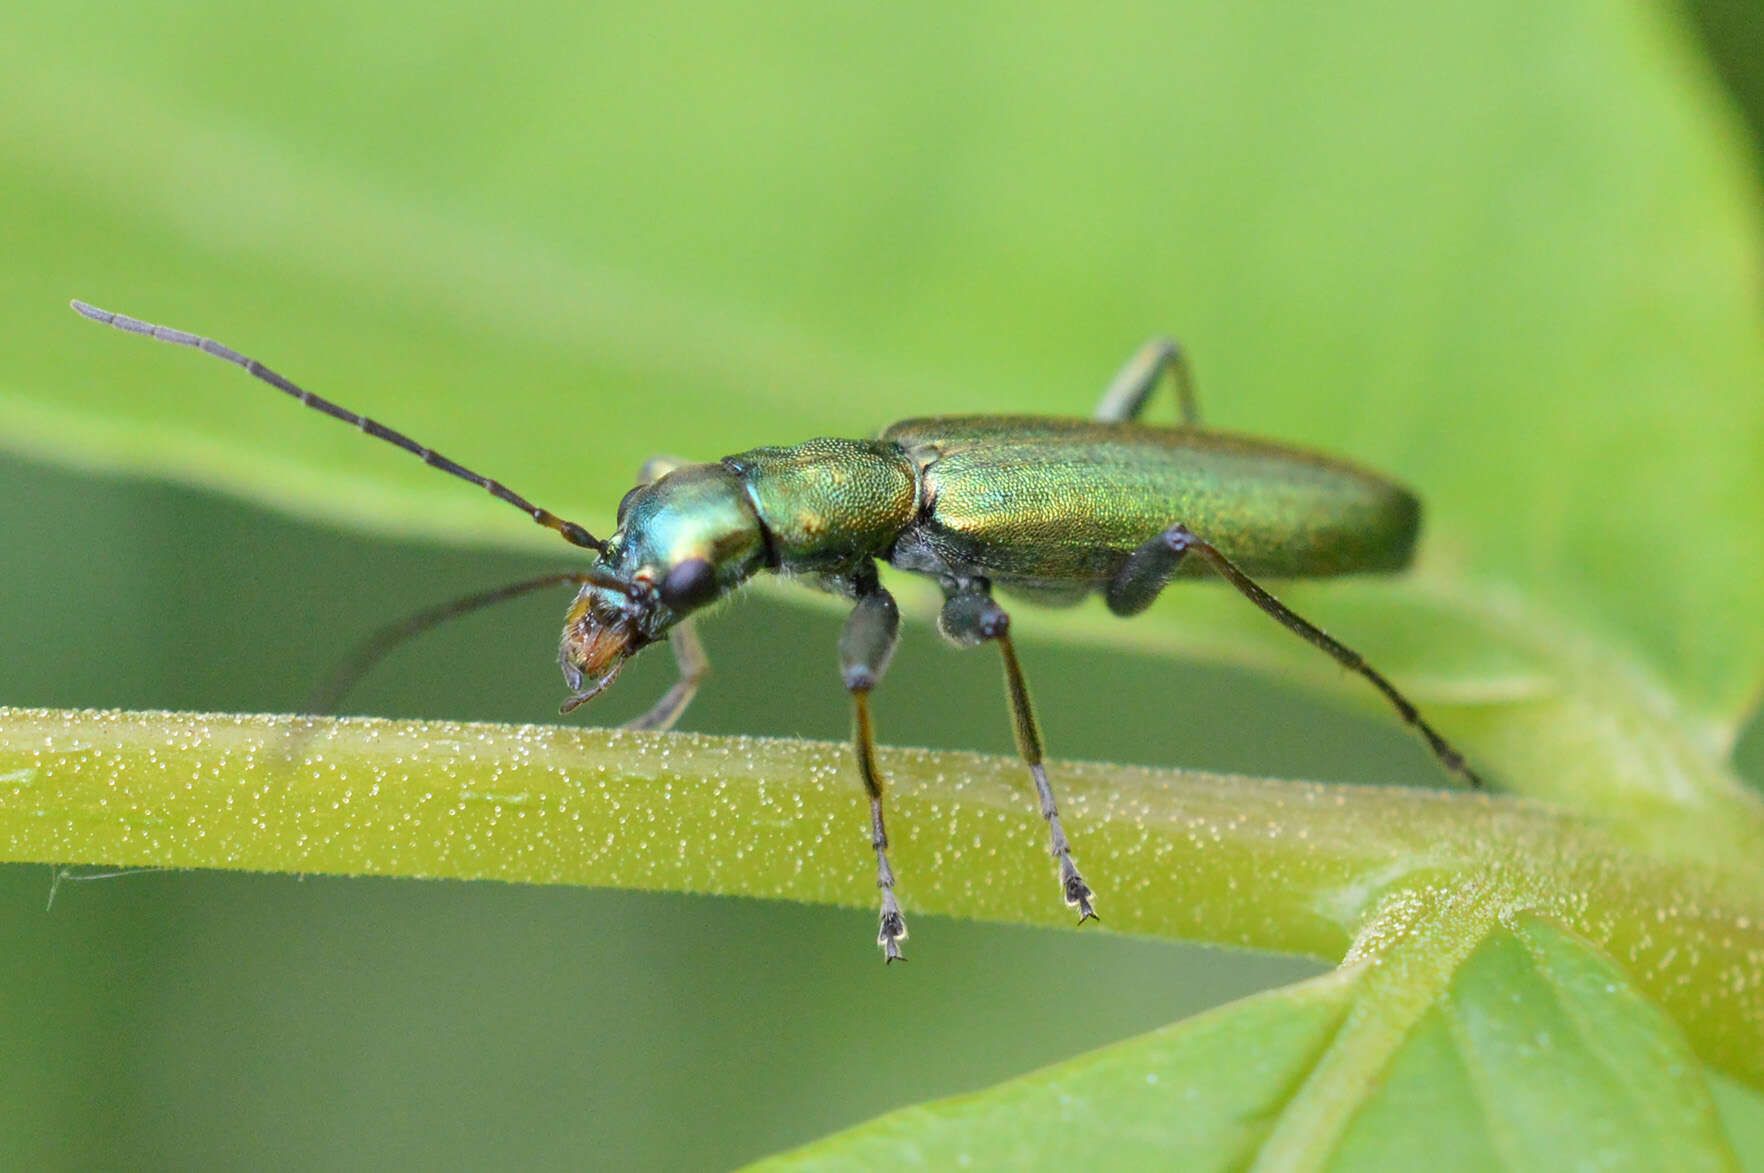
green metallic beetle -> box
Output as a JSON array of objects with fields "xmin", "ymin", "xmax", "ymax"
[{"xmin": 73, "ymin": 301, "xmax": 1481, "ymax": 961}]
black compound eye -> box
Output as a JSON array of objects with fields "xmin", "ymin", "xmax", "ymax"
[
  {"xmin": 616, "ymin": 485, "xmax": 644, "ymax": 525},
  {"xmin": 659, "ymin": 558, "xmax": 718, "ymax": 611}
]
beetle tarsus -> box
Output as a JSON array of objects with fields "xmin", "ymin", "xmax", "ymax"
[
  {"xmin": 878, "ymin": 886, "xmax": 908, "ymax": 963},
  {"xmin": 1030, "ymin": 762, "xmax": 1098, "ymax": 925},
  {"xmin": 1062, "ymin": 857, "xmax": 1098, "ymax": 923},
  {"xmin": 873, "ymin": 806, "xmax": 908, "ymax": 962}
]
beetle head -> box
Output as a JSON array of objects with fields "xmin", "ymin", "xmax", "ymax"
[{"xmin": 558, "ymin": 462, "xmax": 767, "ymax": 712}]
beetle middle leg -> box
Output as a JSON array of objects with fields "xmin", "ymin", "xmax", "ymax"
[
  {"xmin": 939, "ymin": 582, "xmax": 1098, "ymax": 923},
  {"xmin": 1093, "ymin": 337, "xmax": 1200, "ymax": 426},
  {"xmin": 1106, "ymin": 524, "xmax": 1485, "ymax": 788},
  {"xmin": 838, "ymin": 571, "xmax": 910, "ymax": 961}
]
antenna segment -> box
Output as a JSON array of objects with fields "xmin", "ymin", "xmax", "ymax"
[{"xmin": 70, "ymin": 300, "xmax": 604, "ymax": 552}]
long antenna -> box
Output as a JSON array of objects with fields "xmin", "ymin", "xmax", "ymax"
[
  {"xmin": 304, "ymin": 570, "xmax": 606, "ymax": 716},
  {"xmin": 70, "ymin": 299, "xmax": 605, "ymax": 552}
]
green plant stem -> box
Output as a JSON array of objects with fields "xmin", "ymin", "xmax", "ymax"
[{"xmin": 2, "ymin": 706, "xmax": 1760, "ymax": 1085}]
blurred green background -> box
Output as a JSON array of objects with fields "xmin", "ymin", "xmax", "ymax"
[{"xmin": 4, "ymin": 1, "xmax": 1764, "ymax": 1168}]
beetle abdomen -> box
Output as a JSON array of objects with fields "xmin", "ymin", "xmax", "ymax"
[{"xmin": 885, "ymin": 417, "xmax": 1419, "ymax": 584}]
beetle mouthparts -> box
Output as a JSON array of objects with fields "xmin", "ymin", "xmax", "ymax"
[
  {"xmin": 559, "ymin": 595, "xmax": 640, "ymax": 711},
  {"xmin": 560, "ymin": 659, "xmax": 624, "ymax": 714}
]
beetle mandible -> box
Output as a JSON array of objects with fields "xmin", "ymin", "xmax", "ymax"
[{"xmin": 72, "ymin": 300, "xmax": 1482, "ymax": 961}]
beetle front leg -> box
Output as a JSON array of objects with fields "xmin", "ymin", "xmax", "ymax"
[
  {"xmin": 939, "ymin": 585, "xmax": 1097, "ymax": 923},
  {"xmin": 839, "ymin": 579, "xmax": 909, "ymax": 961},
  {"xmin": 1093, "ymin": 337, "xmax": 1200, "ymax": 426},
  {"xmin": 623, "ymin": 621, "xmax": 709, "ymax": 732},
  {"xmin": 1106, "ymin": 524, "xmax": 1485, "ymax": 789}
]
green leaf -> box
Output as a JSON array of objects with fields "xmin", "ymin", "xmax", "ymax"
[
  {"xmin": 4, "ymin": 708, "xmax": 1761, "ymax": 1087},
  {"xmin": 763, "ymin": 915, "xmax": 1741, "ymax": 1170},
  {"xmin": 1710, "ymin": 1075, "xmax": 1764, "ymax": 1170},
  {"xmin": 765, "ymin": 966, "xmax": 1365, "ymax": 1171}
]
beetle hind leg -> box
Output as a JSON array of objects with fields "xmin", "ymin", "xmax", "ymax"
[
  {"xmin": 1093, "ymin": 337, "xmax": 1200, "ymax": 426},
  {"xmin": 940, "ymin": 585, "xmax": 1097, "ymax": 924},
  {"xmin": 1106, "ymin": 524, "xmax": 1485, "ymax": 789}
]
